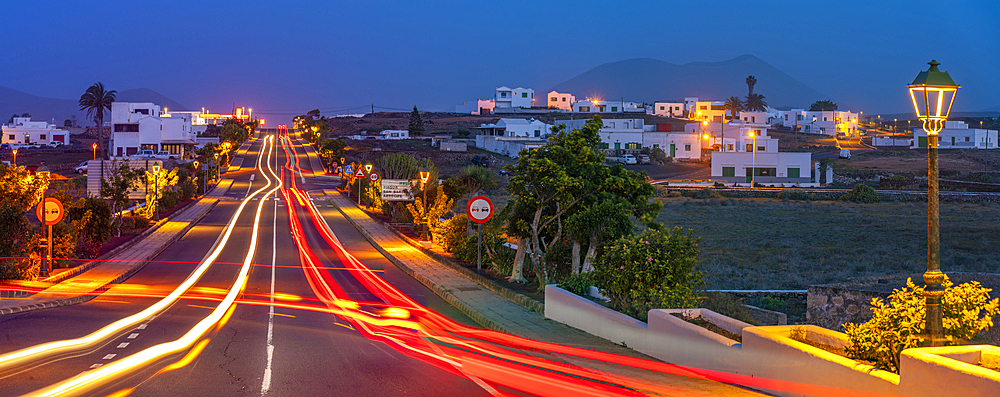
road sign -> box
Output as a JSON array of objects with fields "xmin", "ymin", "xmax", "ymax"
[
  {"xmin": 36, "ymin": 198, "xmax": 64, "ymax": 226},
  {"xmin": 380, "ymin": 179, "xmax": 415, "ymax": 201},
  {"xmin": 355, "ymin": 168, "xmax": 365, "ymax": 178},
  {"xmin": 369, "ymin": 172, "xmax": 379, "ymax": 182},
  {"xmin": 345, "ymin": 165, "xmax": 354, "ymax": 175},
  {"xmin": 466, "ymin": 195, "xmax": 494, "ymax": 224}
]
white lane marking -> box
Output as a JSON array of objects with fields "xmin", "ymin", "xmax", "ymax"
[
  {"xmin": 116, "ymin": 343, "xmax": 129, "ymax": 349},
  {"xmin": 261, "ymin": 142, "xmax": 279, "ymax": 395},
  {"xmin": 127, "ymin": 334, "xmax": 138, "ymax": 339},
  {"xmin": 89, "ymin": 364, "xmax": 103, "ymax": 369},
  {"xmin": 102, "ymin": 354, "xmax": 116, "ymax": 360},
  {"xmin": 137, "ymin": 324, "xmax": 147, "ymax": 330}
]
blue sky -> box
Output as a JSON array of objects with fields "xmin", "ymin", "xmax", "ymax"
[{"xmin": 1, "ymin": 0, "xmax": 997, "ymax": 126}]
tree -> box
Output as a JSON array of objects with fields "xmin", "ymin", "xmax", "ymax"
[
  {"xmin": 809, "ymin": 100, "xmax": 839, "ymax": 111},
  {"xmin": 64, "ymin": 119, "xmax": 73, "ymax": 127},
  {"xmin": 100, "ymin": 160, "xmax": 143, "ymax": 237},
  {"xmin": 408, "ymin": 106, "xmax": 425, "ymax": 136},
  {"xmin": 78, "ymin": 83, "xmax": 117, "ymax": 159},
  {"xmin": 0, "ymin": 164, "xmax": 48, "ymax": 279},
  {"xmin": 746, "ymin": 75, "xmax": 757, "ymax": 96},
  {"xmin": 135, "ymin": 167, "xmax": 179, "ymax": 219},
  {"xmin": 723, "ymin": 96, "xmax": 743, "ymax": 121},
  {"xmin": 318, "ymin": 139, "xmax": 348, "ymax": 170},
  {"xmin": 68, "ymin": 196, "xmax": 112, "ymax": 259},
  {"xmin": 505, "ymin": 116, "xmax": 606, "ymax": 287},
  {"xmin": 407, "ymin": 185, "xmax": 453, "ymax": 239},
  {"xmin": 744, "ymin": 93, "xmax": 768, "ymax": 112}
]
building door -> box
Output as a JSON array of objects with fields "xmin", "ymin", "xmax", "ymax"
[
  {"xmin": 951, "ymin": 137, "xmax": 956, "ymax": 146},
  {"xmin": 670, "ymin": 144, "xmax": 676, "ymax": 157},
  {"xmin": 746, "ymin": 168, "xmax": 753, "ymax": 184}
]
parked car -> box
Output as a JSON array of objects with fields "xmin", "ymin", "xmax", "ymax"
[
  {"xmin": 74, "ymin": 161, "xmax": 89, "ymax": 174},
  {"xmin": 839, "ymin": 149, "xmax": 851, "ymax": 159},
  {"xmin": 152, "ymin": 151, "xmax": 177, "ymax": 159},
  {"xmin": 0, "ymin": 143, "xmax": 10, "ymax": 151},
  {"xmin": 48, "ymin": 141, "xmax": 64, "ymax": 147},
  {"xmin": 131, "ymin": 150, "xmax": 156, "ymax": 158},
  {"xmin": 638, "ymin": 154, "xmax": 651, "ymax": 164},
  {"xmin": 616, "ymin": 154, "xmax": 637, "ymax": 165},
  {"xmin": 471, "ymin": 154, "xmax": 490, "ymax": 167}
]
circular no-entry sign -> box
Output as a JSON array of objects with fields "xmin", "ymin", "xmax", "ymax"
[
  {"xmin": 467, "ymin": 195, "xmax": 494, "ymax": 224},
  {"xmin": 369, "ymin": 172, "xmax": 379, "ymax": 182},
  {"xmin": 36, "ymin": 198, "xmax": 65, "ymax": 226}
]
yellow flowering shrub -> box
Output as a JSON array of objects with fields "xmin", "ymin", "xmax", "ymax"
[{"xmin": 844, "ymin": 276, "xmax": 999, "ymax": 373}]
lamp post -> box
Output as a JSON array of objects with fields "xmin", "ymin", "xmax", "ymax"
[
  {"xmin": 11, "ymin": 149, "xmax": 16, "ymax": 167},
  {"xmin": 194, "ymin": 161, "xmax": 202, "ymax": 195},
  {"xmin": 92, "ymin": 143, "xmax": 97, "ymax": 160},
  {"xmin": 152, "ymin": 164, "xmax": 161, "ymax": 221},
  {"xmin": 748, "ymin": 131, "xmax": 756, "ymax": 187},
  {"xmin": 36, "ymin": 163, "xmax": 51, "ymax": 277},
  {"xmin": 419, "ymin": 167, "xmax": 431, "ymax": 241},
  {"xmin": 908, "ymin": 60, "xmax": 960, "ymax": 347},
  {"xmin": 214, "ymin": 153, "xmax": 219, "ymax": 184}
]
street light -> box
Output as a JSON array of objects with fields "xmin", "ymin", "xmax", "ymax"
[
  {"xmin": 908, "ymin": 59, "xmax": 960, "ymax": 347},
  {"xmin": 11, "ymin": 149, "xmax": 17, "ymax": 167},
  {"xmin": 747, "ymin": 131, "xmax": 756, "ymax": 187},
  {"xmin": 152, "ymin": 164, "xmax": 161, "ymax": 221},
  {"xmin": 36, "ymin": 162, "xmax": 51, "ymax": 277},
  {"xmin": 92, "ymin": 143, "xmax": 97, "ymax": 160},
  {"xmin": 420, "ymin": 167, "xmax": 430, "ymax": 241}
]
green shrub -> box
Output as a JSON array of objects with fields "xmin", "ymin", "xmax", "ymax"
[
  {"xmin": 433, "ymin": 214, "xmax": 470, "ymax": 254},
  {"xmin": 159, "ymin": 190, "xmax": 180, "ymax": 211},
  {"xmin": 560, "ymin": 272, "xmax": 594, "ymax": 297},
  {"xmin": 692, "ymin": 188, "xmax": 723, "ymax": 199},
  {"xmin": 844, "ymin": 276, "xmax": 1000, "ymax": 373},
  {"xmin": 839, "ymin": 184, "xmax": 881, "ymax": 203},
  {"xmin": 759, "ymin": 296, "xmax": 784, "ymax": 312},
  {"xmin": 778, "ymin": 191, "xmax": 816, "ymax": 201},
  {"xmin": 593, "ymin": 227, "xmax": 703, "ymax": 321}
]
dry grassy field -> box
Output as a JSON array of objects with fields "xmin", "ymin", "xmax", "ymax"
[{"xmin": 656, "ymin": 197, "xmax": 1000, "ymax": 290}]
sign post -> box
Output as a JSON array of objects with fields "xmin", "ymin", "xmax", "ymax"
[
  {"xmin": 466, "ymin": 195, "xmax": 494, "ymax": 272},
  {"xmin": 36, "ymin": 197, "xmax": 64, "ymax": 277},
  {"xmin": 354, "ymin": 166, "xmax": 366, "ymax": 206},
  {"xmin": 368, "ymin": 172, "xmax": 380, "ymax": 212}
]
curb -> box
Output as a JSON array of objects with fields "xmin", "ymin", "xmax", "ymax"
[
  {"xmin": 329, "ymin": 197, "xmax": 510, "ymax": 333},
  {"xmin": 0, "ymin": 199, "xmax": 219, "ymax": 316}
]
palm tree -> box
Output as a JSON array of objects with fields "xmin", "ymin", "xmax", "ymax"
[
  {"xmin": 744, "ymin": 93, "xmax": 768, "ymax": 112},
  {"xmin": 79, "ymin": 83, "xmax": 117, "ymax": 159},
  {"xmin": 724, "ymin": 96, "xmax": 743, "ymax": 120},
  {"xmin": 746, "ymin": 75, "xmax": 757, "ymax": 96}
]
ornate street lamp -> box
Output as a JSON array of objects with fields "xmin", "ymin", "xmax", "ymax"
[
  {"xmin": 908, "ymin": 60, "xmax": 960, "ymax": 347},
  {"xmin": 36, "ymin": 163, "xmax": 51, "ymax": 277},
  {"xmin": 420, "ymin": 167, "xmax": 431, "ymax": 241},
  {"xmin": 11, "ymin": 149, "xmax": 17, "ymax": 167},
  {"xmin": 152, "ymin": 164, "xmax": 162, "ymax": 221},
  {"xmin": 92, "ymin": 143, "xmax": 98, "ymax": 160}
]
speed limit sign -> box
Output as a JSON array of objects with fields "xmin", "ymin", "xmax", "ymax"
[{"xmin": 369, "ymin": 172, "xmax": 379, "ymax": 182}]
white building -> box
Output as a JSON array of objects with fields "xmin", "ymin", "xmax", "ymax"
[
  {"xmin": 911, "ymin": 121, "xmax": 998, "ymax": 149},
  {"xmin": 109, "ymin": 102, "xmax": 197, "ymax": 158},
  {"xmin": 686, "ymin": 121, "xmax": 776, "ymax": 154},
  {"xmin": 546, "ymin": 91, "xmax": 576, "ymax": 111},
  {"xmin": 571, "ymin": 99, "xmax": 644, "ymax": 113},
  {"xmin": 690, "ymin": 100, "xmax": 728, "ymax": 123},
  {"xmin": 777, "ymin": 110, "xmax": 859, "ymax": 136},
  {"xmin": 455, "ymin": 99, "xmax": 495, "ymax": 115},
  {"xmin": 708, "ymin": 123, "xmax": 814, "ymax": 186},
  {"xmin": 477, "ymin": 136, "xmax": 548, "ymax": 158},
  {"xmin": 652, "ymin": 102, "xmax": 685, "ymax": 117},
  {"xmin": 555, "ymin": 118, "xmax": 674, "ymax": 155},
  {"xmin": 378, "ymin": 130, "xmax": 410, "ymax": 140},
  {"xmin": 495, "ymin": 87, "xmax": 535, "ymax": 108},
  {"xmin": 473, "ymin": 118, "xmax": 551, "ymax": 140},
  {"xmin": 2, "ymin": 117, "xmax": 69, "ymax": 146}
]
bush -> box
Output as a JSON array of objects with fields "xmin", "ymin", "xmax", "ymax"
[
  {"xmin": 433, "ymin": 214, "xmax": 469, "ymax": 254},
  {"xmin": 839, "ymin": 183, "xmax": 881, "ymax": 203},
  {"xmin": 844, "ymin": 276, "xmax": 1000, "ymax": 373},
  {"xmin": 121, "ymin": 215, "xmax": 151, "ymax": 230},
  {"xmin": 778, "ymin": 191, "xmax": 817, "ymax": 201},
  {"xmin": 160, "ymin": 190, "xmax": 180, "ymax": 211},
  {"xmin": 593, "ymin": 227, "xmax": 703, "ymax": 321},
  {"xmin": 699, "ymin": 292, "xmax": 755, "ymax": 324},
  {"xmin": 560, "ymin": 272, "xmax": 594, "ymax": 297},
  {"xmin": 692, "ymin": 187, "xmax": 723, "ymax": 199}
]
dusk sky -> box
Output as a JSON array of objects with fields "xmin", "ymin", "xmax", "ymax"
[{"xmin": 2, "ymin": 0, "xmax": 997, "ymax": 126}]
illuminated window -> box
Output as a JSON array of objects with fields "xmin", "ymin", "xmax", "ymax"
[
  {"xmin": 580, "ymin": 106, "xmax": 590, "ymax": 112},
  {"xmin": 746, "ymin": 144, "xmax": 753, "ymax": 152},
  {"xmin": 551, "ymin": 97, "xmax": 557, "ymax": 102}
]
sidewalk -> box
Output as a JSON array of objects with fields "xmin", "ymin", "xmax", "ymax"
[
  {"xmin": 324, "ymin": 191, "xmax": 764, "ymax": 396},
  {"xmin": 0, "ymin": 187, "xmax": 226, "ymax": 315}
]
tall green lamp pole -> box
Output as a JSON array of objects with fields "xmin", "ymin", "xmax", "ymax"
[{"xmin": 907, "ymin": 60, "xmax": 959, "ymax": 347}]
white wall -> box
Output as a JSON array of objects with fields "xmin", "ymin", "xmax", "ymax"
[
  {"xmin": 653, "ymin": 102, "xmax": 684, "ymax": 117},
  {"xmin": 547, "ymin": 91, "xmax": 575, "ymax": 111}
]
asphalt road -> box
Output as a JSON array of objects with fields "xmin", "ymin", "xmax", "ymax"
[{"xmin": 0, "ymin": 134, "xmax": 488, "ymax": 396}]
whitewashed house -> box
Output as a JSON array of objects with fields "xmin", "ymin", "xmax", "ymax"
[
  {"xmin": 546, "ymin": 91, "xmax": 575, "ymax": 111},
  {"xmin": 455, "ymin": 99, "xmax": 495, "ymax": 115},
  {"xmin": 555, "ymin": 118, "xmax": 673, "ymax": 155},
  {"xmin": 777, "ymin": 110, "xmax": 859, "ymax": 136},
  {"xmin": 652, "ymin": 102, "xmax": 685, "ymax": 117},
  {"xmin": 911, "ymin": 121, "xmax": 998, "ymax": 149},
  {"xmin": 571, "ymin": 99, "xmax": 644, "ymax": 113},
  {"xmin": 2, "ymin": 117, "xmax": 69, "ymax": 146},
  {"xmin": 495, "ymin": 87, "xmax": 535, "ymax": 108},
  {"xmin": 473, "ymin": 118, "xmax": 552, "ymax": 157},
  {"xmin": 707, "ymin": 123, "xmax": 814, "ymax": 186},
  {"xmin": 109, "ymin": 102, "xmax": 197, "ymax": 158}
]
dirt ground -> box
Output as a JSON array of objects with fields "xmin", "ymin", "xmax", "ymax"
[{"xmin": 844, "ymin": 148, "xmax": 995, "ymax": 174}]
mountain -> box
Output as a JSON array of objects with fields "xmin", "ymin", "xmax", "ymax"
[
  {"xmin": 0, "ymin": 86, "xmax": 188, "ymax": 126},
  {"xmin": 546, "ymin": 55, "xmax": 829, "ymax": 109}
]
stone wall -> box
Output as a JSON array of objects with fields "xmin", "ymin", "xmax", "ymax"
[{"xmin": 667, "ymin": 187, "xmax": 1000, "ymax": 204}]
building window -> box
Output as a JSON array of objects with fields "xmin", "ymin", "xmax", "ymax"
[
  {"xmin": 501, "ymin": 92, "xmax": 508, "ymax": 98},
  {"xmin": 534, "ymin": 130, "xmax": 540, "ymax": 137},
  {"xmin": 601, "ymin": 142, "xmax": 609, "ymax": 149},
  {"xmin": 580, "ymin": 106, "xmax": 590, "ymax": 112},
  {"xmin": 660, "ymin": 106, "xmax": 665, "ymax": 110},
  {"xmin": 611, "ymin": 107, "xmax": 618, "ymax": 112},
  {"xmin": 722, "ymin": 167, "xmax": 735, "ymax": 177},
  {"xmin": 115, "ymin": 124, "xmax": 139, "ymax": 132},
  {"xmin": 653, "ymin": 144, "xmax": 659, "ymax": 149},
  {"xmin": 758, "ymin": 146, "xmax": 765, "ymax": 152},
  {"xmin": 754, "ymin": 168, "xmax": 777, "ymax": 177},
  {"xmin": 966, "ymin": 137, "xmax": 971, "ymax": 142},
  {"xmin": 40, "ymin": 134, "xmax": 46, "ymax": 140},
  {"xmin": 551, "ymin": 97, "xmax": 557, "ymax": 102},
  {"xmin": 684, "ymin": 144, "xmax": 691, "ymax": 151},
  {"xmin": 746, "ymin": 144, "xmax": 753, "ymax": 152},
  {"xmin": 824, "ymin": 117, "xmax": 828, "ymax": 121},
  {"xmin": 7, "ymin": 134, "xmax": 13, "ymax": 140},
  {"xmin": 521, "ymin": 92, "xmax": 528, "ymax": 98},
  {"xmin": 700, "ymin": 106, "xmax": 707, "ymax": 110},
  {"xmin": 788, "ymin": 168, "xmax": 800, "ymax": 178},
  {"xmin": 135, "ymin": 109, "xmax": 149, "ymax": 115}
]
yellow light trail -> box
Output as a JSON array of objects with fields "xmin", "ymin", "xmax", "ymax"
[
  {"xmin": 0, "ymin": 136, "xmax": 277, "ymax": 376},
  {"xmin": 26, "ymin": 136, "xmax": 282, "ymax": 397}
]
